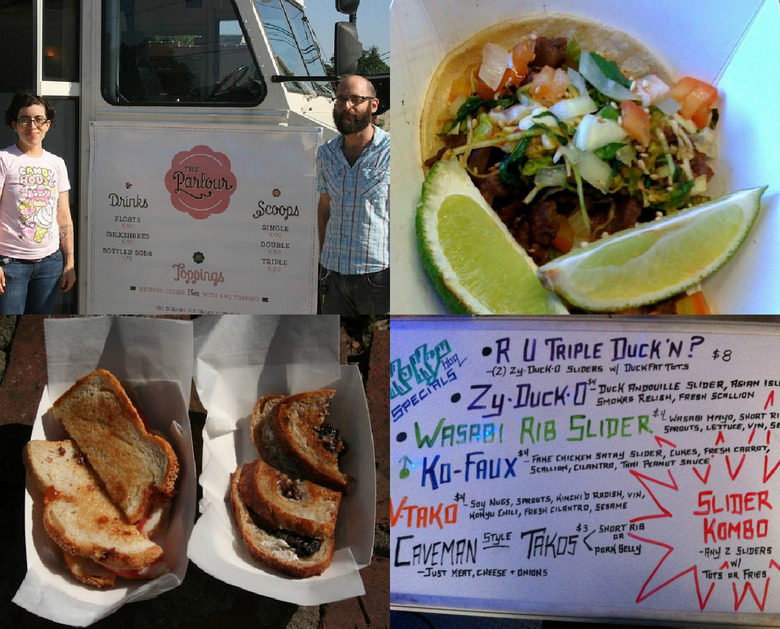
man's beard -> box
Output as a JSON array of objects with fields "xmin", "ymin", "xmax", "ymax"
[{"xmin": 333, "ymin": 107, "xmax": 373, "ymax": 135}]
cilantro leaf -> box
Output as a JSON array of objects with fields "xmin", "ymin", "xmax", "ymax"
[{"xmin": 590, "ymin": 53, "xmax": 631, "ymax": 89}]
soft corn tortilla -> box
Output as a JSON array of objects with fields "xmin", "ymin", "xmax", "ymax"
[{"xmin": 421, "ymin": 13, "xmax": 676, "ymax": 164}]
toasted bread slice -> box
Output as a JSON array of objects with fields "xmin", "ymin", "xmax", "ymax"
[
  {"xmin": 24, "ymin": 439, "xmax": 165, "ymax": 573},
  {"xmin": 62, "ymin": 550, "xmax": 116, "ymax": 588},
  {"xmin": 24, "ymin": 439, "xmax": 95, "ymax": 496},
  {"xmin": 119, "ymin": 378, "xmax": 151, "ymax": 430},
  {"xmin": 230, "ymin": 469, "xmax": 334, "ymax": 578},
  {"xmin": 62, "ymin": 550, "xmax": 169, "ymax": 587},
  {"xmin": 43, "ymin": 484, "xmax": 165, "ymax": 572},
  {"xmin": 238, "ymin": 457, "xmax": 340, "ymax": 538},
  {"xmin": 50, "ymin": 369, "xmax": 179, "ymax": 524},
  {"xmin": 271, "ymin": 390, "xmax": 348, "ymax": 492},
  {"xmin": 250, "ymin": 396, "xmax": 288, "ymax": 465},
  {"xmin": 251, "ymin": 395, "xmax": 310, "ymax": 479}
]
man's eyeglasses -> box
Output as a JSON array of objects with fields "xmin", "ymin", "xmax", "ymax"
[
  {"xmin": 16, "ymin": 116, "xmax": 49, "ymax": 128},
  {"xmin": 334, "ymin": 95, "xmax": 375, "ymax": 107}
]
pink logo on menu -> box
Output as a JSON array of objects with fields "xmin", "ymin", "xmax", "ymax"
[{"xmin": 165, "ymin": 145, "xmax": 237, "ymax": 219}]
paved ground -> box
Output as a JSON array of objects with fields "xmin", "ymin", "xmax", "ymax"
[{"xmin": 0, "ymin": 314, "xmax": 389, "ymax": 629}]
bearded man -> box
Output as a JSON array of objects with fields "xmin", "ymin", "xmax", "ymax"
[{"xmin": 317, "ymin": 74, "xmax": 390, "ymax": 314}]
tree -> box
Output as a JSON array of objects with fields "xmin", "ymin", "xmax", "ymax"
[
  {"xmin": 326, "ymin": 45, "xmax": 389, "ymax": 77},
  {"xmin": 356, "ymin": 45, "xmax": 389, "ymax": 76}
]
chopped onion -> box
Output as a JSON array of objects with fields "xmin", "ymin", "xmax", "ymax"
[
  {"xmin": 489, "ymin": 102, "xmax": 533, "ymax": 126},
  {"xmin": 630, "ymin": 74, "xmax": 671, "ymax": 107},
  {"xmin": 572, "ymin": 114, "xmax": 627, "ymax": 151},
  {"xmin": 578, "ymin": 152, "xmax": 613, "ymax": 194},
  {"xmin": 615, "ymin": 144, "xmax": 637, "ymax": 165},
  {"xmin": 691, "ymin": 174, "xmax": 708, "ymax": 195},
  {"xmin": 555, "ymin": 144, "xmax": 583, "ymax": 165},
  {"xmin": 524, "ymin": 166, "xmax": 569, "ymax": 204},
  {"xmin": 517, "ymin": 108, "xmax": 554, "ymax": 131},
  {"xmin": 479, "ymin": 43, "xmax": 509, "ymax": 92},
  {"xmin": 549, "ymin": 95, "xmax": 598, "ymax": 121},
  {"xmin": 566, "ymin": 68, "xmax": 589, "ymax": 98},
  {"xmin": 691, "ymin": 126, "xmax": 719, "ymax": 158},
  {"xmin": 579, "ymin": 50, "xmax": 635, "ymax": 102},
  {"xmin": 560, "ymin": 145, "xmax": 612, "ymax": 194},
  {"xmin": 534, "ymin": 165, "xmax": 568, "ymax": 188},
  {"xmin": 656, "ymin": 97, "xmax": 681, "ymax": 116}
]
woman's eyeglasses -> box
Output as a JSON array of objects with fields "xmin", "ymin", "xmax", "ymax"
[{"xmin": 16, "ymin": 116, "xmax": 49, "ymax": 128}]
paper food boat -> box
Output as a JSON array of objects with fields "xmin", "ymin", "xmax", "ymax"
[
  {"xmin": 13, "ymin": 317, "xmax": 196, "ymax": 627},
  {"xmin": 186, "ymin": 315, "xmax": 375, "ymax": 606}
]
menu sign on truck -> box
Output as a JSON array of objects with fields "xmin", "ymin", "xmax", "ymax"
[
  {"xmin": 391, "ymin": 317, "xmax": 780, "ymax": 625},
  {"xmin": 87, "ymin": 122, "xmax": 321, "ymax": 314}
]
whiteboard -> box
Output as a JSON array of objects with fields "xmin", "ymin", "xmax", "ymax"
[{"xmin": 390, "ymin": 316, "xmax": 780, "ymax": 625}]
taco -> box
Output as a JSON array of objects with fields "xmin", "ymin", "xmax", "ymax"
[{"xmin": 420, "ymin": 13, "xmax": 721, "ymax": 313}]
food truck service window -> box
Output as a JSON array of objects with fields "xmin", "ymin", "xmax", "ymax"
[{"xmin": 101, "ymin": 0, "xmax": 266, "ymax": 105}]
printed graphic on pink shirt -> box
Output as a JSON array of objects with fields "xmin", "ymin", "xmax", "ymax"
[{"xmin": 17, "ymin": 164, "xmax": 57, "ymax": 243}]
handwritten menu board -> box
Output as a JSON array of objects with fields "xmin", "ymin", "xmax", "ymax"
[
  {"xmin": 87, "ymin": 122, "xmax": 320, "ymax": 314},
  {"xmin": 390, "ymin": 317, "xmax": 780, "ymax": 625}
]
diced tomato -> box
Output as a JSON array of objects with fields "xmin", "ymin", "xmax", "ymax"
[
  {"xmin": 674, "ymin": 290, "xmax": 712, "ymax": 315},
  {"xmin": 475, "ymin": 66, "xmax": 524, "ymax": 99},
  {"xmin": 669, "ymin": 77, "xmax": 718, "ymax": 129},
  {"xmin": 470, "ymin": 39, "xmax": 536, "ymax": 99},
  {"xmin": 620, "ymin": 100, "xmax": 651, "ymax": 146},
  {"xmin": 511, "ymin": 39, "xmax": 536, "ymax": 81},
  {"xmin": 529, "ymin": 66, "xmax": 569, "ymax": 102},
  {"xmin": 474, "ymin": 74, "xmax": 500, "ymax": 99},
  {"xmin": 551, "ymin": 214, "xmax": 575, "ymax": 253},
  {"xmin": 690, "ymin": 106, "xmax": 713, "ymax": 129}
]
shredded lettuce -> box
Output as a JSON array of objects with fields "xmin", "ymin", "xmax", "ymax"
[{"xmin": 432, "ymin": 36, "xmax": 715, "ymax": 237}]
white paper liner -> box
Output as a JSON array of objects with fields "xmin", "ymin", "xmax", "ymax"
[
  {"xmin": 187, "ymin": 315, "xmax": 375, "ymax": 605},
  {"xmin": 13, "ymin": 316, "xmax": 197, "ymax": 627}
]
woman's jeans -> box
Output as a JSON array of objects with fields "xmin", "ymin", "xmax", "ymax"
[{"xmin": 0, "ymin": 250, "xmax": 63, "ymax": 314}]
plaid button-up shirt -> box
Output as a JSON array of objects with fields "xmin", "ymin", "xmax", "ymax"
[{"xmin": 317, "ymin": 125, "xmax": 390, "ymax": 274}]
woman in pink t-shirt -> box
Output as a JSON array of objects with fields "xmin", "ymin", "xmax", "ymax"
[{"xmin": 0, "ymin": 91, "xmax": 75, "ymax": 313}]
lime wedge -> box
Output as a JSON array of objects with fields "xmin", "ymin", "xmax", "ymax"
[
  {"xmin": 538, "ymin": 186, "xmax": 766, "ymax": 311},
  {"xmin": 416, "ymin": 160, "xmax": 568, "ymax": 314}
]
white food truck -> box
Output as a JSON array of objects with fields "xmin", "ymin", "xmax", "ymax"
[{"xmin": 0, "ymin": 0, "xmax": 386, "ymax": 314}]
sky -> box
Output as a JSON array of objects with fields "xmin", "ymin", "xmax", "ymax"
[{"xmin": 302, "ymin": 0, "xmax": 390, "ymax": 65}]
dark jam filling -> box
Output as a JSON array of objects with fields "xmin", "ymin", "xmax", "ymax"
[
  {"xmin": 314, "ymin": 421, "xmax": 344, "ymax": 455},
  {"xmin": 278, "ymin": 476, "xmax": 302, "ymax": 501},
  {"xmin": 276, "ymin": 529, "xmax": 322, "ymax": 558},
  {"xmin": 248, "ymin": 511, "xmax": 321, "ymax": 558}
]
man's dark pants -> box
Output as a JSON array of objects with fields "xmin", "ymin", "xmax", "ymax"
[{"xmin": 319, "ymin": 267, "xmax": 390, "ymax": 315}]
